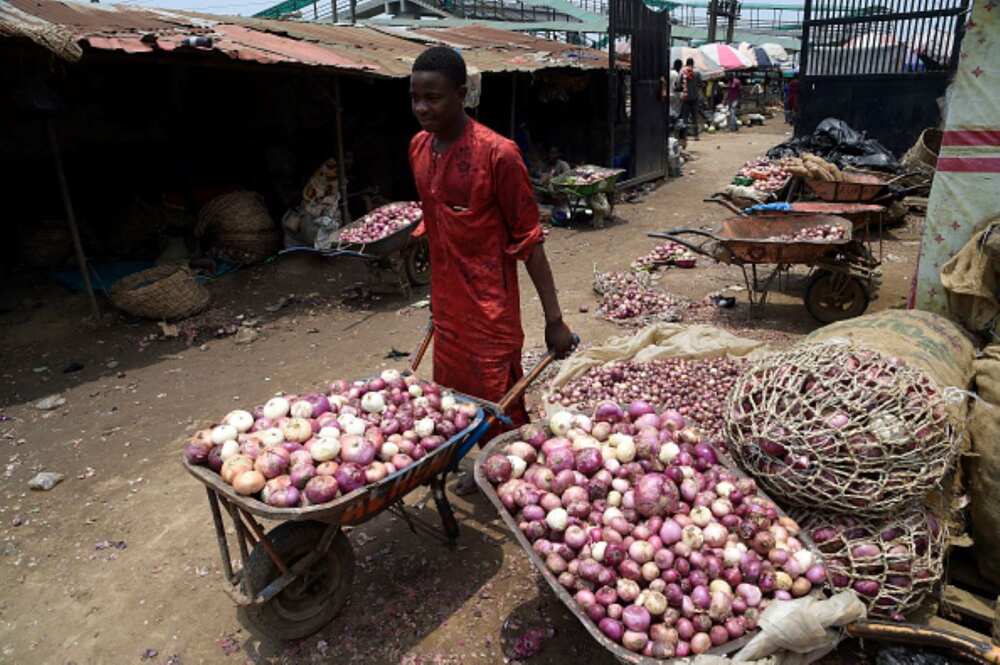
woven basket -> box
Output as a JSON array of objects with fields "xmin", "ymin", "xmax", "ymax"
[
  {"xmin": 110, "ymin": 265, "xmax": 209, "ymax": 321},
  {"xmin": 196, "ymin": 191, "xmax": 274, "ymax": 237},
  {"xmin": 903, "ymin": 128, "xmax": 942, "ymax": 172},
  {"xmin": 212, "ymin": 229, "xmax": 280, "ymax": 265},
  {"xmin": 20, "ymin": 221, "xmax": 73, "ymax": 268}
]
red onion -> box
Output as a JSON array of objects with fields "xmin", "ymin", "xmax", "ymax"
[{"xmin": 599, "ymin": 617, "xmax": 624, "ymax": 642}]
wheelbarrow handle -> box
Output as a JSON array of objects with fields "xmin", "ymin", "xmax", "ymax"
[
  {"xmin": 883, "ymin": 171, "xmax": 921, "ymax": 186},
  {"xmin": 846, "ymin": 620, "xmax": 1000, "ymax": 664},
  {"xmin": 704, "ymin": 196, "xmax": 745, "ymax": 216},
  {"xmin": 488, "ymin": 333, "xmax": 581, "ymax": 426},
  {"xmin": 648, "ymin": 229, "xmax": 722, "ymax": 259},
  {"xmin": 410, "ymin": 320, "xmax": 434, "ymax": 373},
  {"xmin": 872, "ymin": 183, "xmax": 929, "ymax": 205}
]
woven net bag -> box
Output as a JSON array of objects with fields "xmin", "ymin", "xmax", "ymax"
[
  {"xmin": 724, "ymin": 342, "xmax": 961, "ymax": 517},
  {"xmin": 795, "ymin": 506, "xmax": 946, "ymax": 620},
  {"xmin": 196, "ymin": 191, "xmax": 273, "ymax": 237},
  {"xmin": 110, "ymin": 265, "xmax": 209, "ymax": 321}
]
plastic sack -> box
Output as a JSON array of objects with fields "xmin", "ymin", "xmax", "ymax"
[
  {"xmin": 732, "ymin": 591, "xmax": 868, "ymax": 665},
  {"xmin": 969, "ymin": 346, "xmax": 1000, "ymax": 585},
  {"xmin": 767, "ymin": 117, "xmax": 901, "ymax": 172}
]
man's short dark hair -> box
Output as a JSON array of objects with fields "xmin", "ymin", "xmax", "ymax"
[
  {"xmin": 685, "ymin": 57, "xmax": 695, "ymax": 67},
  {"xmin": 673, "ymin": 59, "xmax": 683, "ymax": 70},
  {"xmin": 413, "ymin": 46, "xmax": 467, "ymax": 88}
]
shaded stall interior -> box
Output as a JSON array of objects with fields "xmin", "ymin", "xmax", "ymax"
[{"xmin": 0, "ymin": 34, "xmax": 611, "ymax": 307}]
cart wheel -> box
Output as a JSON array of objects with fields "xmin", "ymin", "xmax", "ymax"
[
  {"xmin": 239, "ymin": 521, "xmax": 355, "ymax": 641},
  {"xmin": 404, "ymin": 238, "xmax": 431, "ymax": 286},
  {"xmin": 804, "ymin": 270, "xmax": 870, "ymax": 323}
]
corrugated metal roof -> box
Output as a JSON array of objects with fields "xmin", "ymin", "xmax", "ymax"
[{"xmin": 1, "ymin": 0, "xmax": 609, "ymax": 76}]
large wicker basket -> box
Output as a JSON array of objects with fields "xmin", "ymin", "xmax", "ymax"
[
  {"xmin": 196, "ymin": 191, "xmax": 274, "ymax": 237},
  {"xmin": 110, "ymin": 265, "xmax": 209, "ymax": 321},
  {"xmin": 212, "ymin": 229, "xmax": 280, "ymax": 265}
]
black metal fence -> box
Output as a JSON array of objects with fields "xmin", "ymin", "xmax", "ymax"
[
  {"xmin": 797, "ymin": 0, "xmax": 970, "ymax": 155},
  {"xmin": 801, "ymin": 0, "xmax": 968, "ymax": 76}
]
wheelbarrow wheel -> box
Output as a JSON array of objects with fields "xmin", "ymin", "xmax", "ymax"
[
  {"xmin": 239, "ymin": 521, "xmax": 355, "ymax": 641},
  {"xmin": 804, "ymin": 269, "xmax": 870, "ymax": 323},
  {"xmin": 404, "ymin": 238, "xmax": 431, "ymax": 286}
]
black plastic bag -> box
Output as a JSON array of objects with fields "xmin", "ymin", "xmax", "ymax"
[{"xmin": 766, "ymin": 117, "xmax": 901, "ymax": 172}]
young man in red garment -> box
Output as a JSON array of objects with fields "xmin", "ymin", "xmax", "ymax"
[{"xmin": 408, "ymin": 47, "xmax": 576, "ymax": 490}]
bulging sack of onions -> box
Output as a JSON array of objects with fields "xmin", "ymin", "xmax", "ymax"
[
  {"xmin": 480, "ymin": 405, "xmax": 826, "ymax": 659},
  {"xmin": 968, "ymin": 345, "xmax": 1000, "ymax": 586},
  {"xmin": 182, "ymin": 370, "xmax": 477, "ymax": 509},
  {"xmin": 795, "ymin": 507, "xmax": 945, "ymax": 621},
  {"xmin": 726, "ymin": 342, "xmax": 962, "ymax": 516}
]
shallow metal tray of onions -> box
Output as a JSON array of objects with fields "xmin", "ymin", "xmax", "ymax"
[
  {"xmin": 474, "ymin": 430, "xmax": 824, "ymax": 664},
  {"xmin": 183, "ymin": 391, "xmax": 487, "ymax": 527}
]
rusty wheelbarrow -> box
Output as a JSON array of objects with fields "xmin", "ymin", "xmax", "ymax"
[{"xmin": 650, "ymin": 214, "xmax": 881, "ymax": 323}]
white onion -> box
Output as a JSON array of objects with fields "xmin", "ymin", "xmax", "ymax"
[
  {"xmin": 361, "ymin": 391, "xmax": 386, "ymax": 414},
  {"xmin": 225, "ymin": 410, "xmax": 254, "ymax": 433},
  {"xmin": 793, "ymin": 549, "xmax": 815, "ymax": 572},
  {"xmin": 262, "ymin": 397, "xmax": 290, "ymax": 420},
  {"xmin": 415, "ymin": 418, "xmax": 435, "ymax": 438},
  {"xmin": 341, "ymin": 415, "xmax": 366, "ymax": 436},
  {"xmin": 380, "ymin": 442, "xmax": 399, "ymax": 461},
  {"xmin": 441, "ymin": 393, "xmax": 457, "ymax": 411},
  {"xmin": 290, "ymin": 400, "xmax": 314, "ymax": 419},
  {"xmin": 608, "ymin": 490, "xmax": 623, "ymax": 507},
  {"xmin": 310, "ymin": 436, "xmax": 341, "ymax": 462},
  {"xmin": 380, "ymin": 369, "xmax": 401, "ymax": 383},
  {"xmin": 283, "ymin": 418, "xmax": 313, "ymax": 443},
  {"xmin": 219, "ymin": 439, "xmax": 241, "ymax": 461},
  {"xmin": 659, "ymin": 442, "xmax": 680, "ymax": 464},
  {"xmin": 259, "ymin": 427, "xmax": 284, "ymax": 447},
  {"xmin": 508, "ymin": 456, "xmax": 527, "ymax": 479},
  {"xmin": 549, "ymin": 411, "xmax": 574, "ymax": 437},
  {"xmin": 592, "ymin": 541, "xmax": 607, "ymax": 562},
  {"xmin": 319, "ymin": 426, "xmax": 341, "ymax": 439},
  {"xmin": 603, "ymin": 507, "xmax": 624, "ymax": 525},
  {"xmin": 211, "ymin": 425, "xmax": 238, "ymax": 445},
  {"xmin": 546, "ymin": 507, "xmax": 569, "ymax": 531},
  {"xmin": 408, "ymin": 384, "xmax": 423, "ymax": 398}
]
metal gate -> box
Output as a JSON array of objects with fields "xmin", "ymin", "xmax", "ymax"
[
  {"xmin": 609, "ymin": 0, "xmax": 670, "ymax": 183},
  {"xmin": 798, "ymin": 0, "xmax": 969, "ymax": 153}
]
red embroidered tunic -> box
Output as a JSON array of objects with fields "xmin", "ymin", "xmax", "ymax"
[{"xmin": 409, "ymin": 119, "xmax": 543, "ymax": 425}]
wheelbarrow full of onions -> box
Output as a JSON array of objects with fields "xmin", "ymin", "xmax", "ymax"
[
  {"xmin": 279, "ymin": 201, "xmax": 430, "ymax": 298},
  {"xmin": 649, "ymin": 213, "xmax": 881, "ymax": 324},
  {"xmin": 473, "ymin": 412, "xmax": 1000, "ymax": 664},
  {"xmin": 181, "ymin": 326, "xmax": 572, "ymax": 641}
]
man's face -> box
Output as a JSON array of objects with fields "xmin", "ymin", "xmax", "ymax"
[{"xmin": 410, "ymin": 71, "xmax": 466, "ymax": 134}]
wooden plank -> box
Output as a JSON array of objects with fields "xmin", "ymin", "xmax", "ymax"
[
  {"xmin": 944, "ymin": 584, "xmax": 997, "ymax": 624},
  {"xmin": 929, "ymin": 615, "xmax": 992, "ymax": 643}
]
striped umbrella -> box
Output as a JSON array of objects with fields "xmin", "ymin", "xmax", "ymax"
[
  {"xmin": 699, "ymin": 43, "xmax": 754, "ymax": 70},
  {"xmin": 760, "ymin": 43, "xmax": 790, "ymax": 63},
  {"xmin": 736, "ymin": 42, "xmax": 773, "ymax": 68},
  {"xmin": 670, "ymin": 46, "xmax": 724, "ymax": 79}
]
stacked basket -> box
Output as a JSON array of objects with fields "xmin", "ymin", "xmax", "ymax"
[
  {"xmin": 196, "ymin": 191, "xmax": 279, "ymax": 265},
  {"xmin": 110, "ymin": 264, "xmax": 209, "ymax": 321}
]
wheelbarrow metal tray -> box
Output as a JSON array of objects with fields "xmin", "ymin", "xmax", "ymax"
[
  {"xmin": 332, "ymin": 217, "xmax": 420, "ymax": 257},
  {"xmin": 474, "ymin": 430, "xmax": 824, "ymax": 664},
  {"xmin": 184, "ymin": 395, "xmax": 486, "ymax": 526},
  {"xmin": 803, "ymin": 172, "xmax": 886, "ymax": 203},
  {"xmin": 551, "ymin": 166, "xmax": 626, "ymax": 197},
  {"xmin": 784, "ymin": 203, "xmax": 884, "ymax": 231},
  {"xmin": 719, "ymin": 214, "xmax": 854, "ymax": 264}
]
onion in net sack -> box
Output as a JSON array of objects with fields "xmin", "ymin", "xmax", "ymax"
[
  {"xmin": 795, "ymin": 507, "xmax": 945, "ymax": 621},
  {"xmin": 724, "ymin": 343, "xmax": 961, "ymax": 516}
]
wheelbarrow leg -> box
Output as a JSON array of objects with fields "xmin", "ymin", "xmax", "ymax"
[{"xmin": 431, "ymin": 474, "xmax": 460, "ymax": 542}]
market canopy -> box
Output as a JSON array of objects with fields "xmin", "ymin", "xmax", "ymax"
[
  {"xmin": 759, "ymin": 43, "xmax": 791, "ymax": 63},
  {"xmin": 670, "ymin": 45, "xmax": 724, "ymax": 79},
  {"xmin": 736, "ymin": 42, "xmax": 774, "ymax": 69},
  {"xmin": 699, "ymin": 43, "xmax": 753, "ymax": 71}
]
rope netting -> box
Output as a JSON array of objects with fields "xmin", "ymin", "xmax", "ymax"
[
  {"xmin": 795, "ymin": 507, "xmax": 946, "ymax": 620},
  {"xmin": 724, "ymin": 343, "xmax": 962, "ymax": 517}
]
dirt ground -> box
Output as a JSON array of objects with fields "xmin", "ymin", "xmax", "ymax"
[{"xmin": 0, "ymin": 119, "xmax": 923, "ymax": 665}]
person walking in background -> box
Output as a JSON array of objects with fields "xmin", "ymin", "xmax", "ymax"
[
  {"xmin": 669, "ymin": 58, "xmax": 683, "ymax": 118},
  {"xmin": 786, "ymin": 75, "xmax": 800, "ymax": 125},
  {"xmin": 726, "ymin": 74, "xmax": 742, "ymax": 132},
  {"xmin": 679, "ymin": 58, "xmax": 701, "ymax": 140}
]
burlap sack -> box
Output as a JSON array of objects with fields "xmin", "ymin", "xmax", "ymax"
[
  {"xmin": 969, "ymin": 345, "xmax": 1000, "ymax": 585},
  {"xmin": 940, "ymin": 221, "xmax": 1000, "ymax": 338},
  {"xmin": 544, "ymin": 323, "xmax": 768, "ymax": 417}
]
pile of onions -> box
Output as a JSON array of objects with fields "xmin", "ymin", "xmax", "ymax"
[
  {"xmin": 593, "ymin": 271, "xmax": 685, "ymax": 324},
  {"xmin": 631, "ymin": 242, "xmax": 695, "ymax": 272},
  {"xmin": 736, "ymin": 158, "xmax": 790, "ymax": 194},
  {"xmin": 183, "ymin": 369, "xmax": 476, "ymax": 508},
  {"xmin": 766, "ymin": 224, "xmax": 846, "ymax": 243},
  {"xmin": 483, "ymin": 405, "xmax": 824, "ymax": 658},
  {"xmin": 548, "ymin": 358, "xmax": 743, "ymax": 439},
  {"xmin": 797, "ymin": 507, "xmax": 945, "ymax": 621},
  {"xmin": 338, "ymin": 201, "xmax": 422, "ymax": 244}
]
